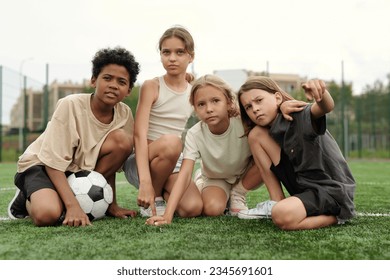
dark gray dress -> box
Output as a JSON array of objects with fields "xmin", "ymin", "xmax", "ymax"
[{"xmin": 269, "ymin": 105, "xmax": 356, "ymax": 223}]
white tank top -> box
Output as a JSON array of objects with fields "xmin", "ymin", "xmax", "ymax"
[{"xmin": 147, "ymin": 76, "xmax": 193, "ymax": 141}]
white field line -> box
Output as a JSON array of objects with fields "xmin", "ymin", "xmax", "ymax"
[
  {"xmin": 0, "ymin": 187, "xmax": 16, "ymax": 191},
  {"xmin": 356, "ymin": 212, "xmax": 390, "ymax": 217},
  {"xmin": 360, "ymin": 182, "xmax": 389, "ymax": 185}
]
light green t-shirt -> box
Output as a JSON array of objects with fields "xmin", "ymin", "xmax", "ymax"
[{"xmin": 183, "ymin": 117, "xmax": 252, "ymax": 184}]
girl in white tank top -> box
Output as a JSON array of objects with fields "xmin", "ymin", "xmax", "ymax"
[{"xmin": 123, "ymin": 26, "xmax": 203, "ymax": 219}]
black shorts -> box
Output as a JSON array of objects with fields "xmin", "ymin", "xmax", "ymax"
[
  {"xmin": 270, "ymin": 150, "xmax": 341, "ymax": 217},
  {"xmin": 14, "ymin": 165, "xmax": 72, "ymax": 200}
]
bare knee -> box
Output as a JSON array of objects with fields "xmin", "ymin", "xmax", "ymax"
[
  {"xmin": 105, "ymin": 129, "xmax": 134, "ymax": 157},
  {"xmin": 99, "ymin": 130, "xmax": 133, "ymax": 162},
  {"xmin": 176, "ymin": 199, "xmax": 203, "ymax": 218},
  {"xmin": 272, "ymin": 203, "xmax": 299, "ymax": 230},
  {"xmin": 201, "ymin": 187, "xmax": 227, "ymax": 216},
  {"xmin": 202, "ymin": 200, "xmax": 226, "ymax": 217},
  {"xmin": 30, "ymin": 204, "xmax": 63, "ymax": 227},
  {"xmin": 29, "ymin": 190, "xmax": 64, "ymax": 226},
  {"xmin": 158, "ymin": 135, "xmax": 182, "ymax": 159}
]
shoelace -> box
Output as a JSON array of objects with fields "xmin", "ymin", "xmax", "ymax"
[
  {"xmin": 256, "ymin": 202, "xmax": 270, "ymax": 212},
  {"xmin": 231, "ymin": 193, "xmax": 246, "ymax": 204},
  {"xmin": 155, "ymin": 201, "xmax": 165, "ymax": 207}
]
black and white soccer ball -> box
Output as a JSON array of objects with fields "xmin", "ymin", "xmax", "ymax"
[{"xmin": 67, "ymin": 170, "xmax": 113, "ymax": 221}]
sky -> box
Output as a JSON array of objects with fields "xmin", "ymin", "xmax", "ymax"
[{"xmin": 1, "ymin": 0, "xmax": 390, "ymax": 125}]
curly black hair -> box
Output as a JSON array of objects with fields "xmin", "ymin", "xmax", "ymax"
[{"xmin": 91, "ymin": 47, "xmax": 140, "ymax": 89}]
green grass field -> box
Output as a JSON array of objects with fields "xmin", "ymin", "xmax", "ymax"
[{"xmin": 0, "ymin": 160, "xmax": 389, "ymax": 260}]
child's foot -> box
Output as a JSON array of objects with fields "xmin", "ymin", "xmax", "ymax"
[
  {"xmin": 229, "ymin": 185, "xmax": 248, "ymax": 216},
  {"xmin": 238, "ymin": 200, "xmax": 276, "ymax": 219},
  {"xmin": 8, "ymin": 189, "xmax": 28, "ymax": 219},
  {"xmin": 139, "ymin": 197, "xmax": 166, "ymax": 217}
]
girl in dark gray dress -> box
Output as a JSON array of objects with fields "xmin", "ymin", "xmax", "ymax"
[{"xmin": 237, "ymin": 76, "xmax": 355, "ymax": 230}]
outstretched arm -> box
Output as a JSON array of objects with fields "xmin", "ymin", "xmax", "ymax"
[
  {"xmin": 145, "ymin": 159, "xmax": 195, "ymax": 226},
  {"xmin": 302, "ymin": 79, "xmax": 334, "ymax": 119}
]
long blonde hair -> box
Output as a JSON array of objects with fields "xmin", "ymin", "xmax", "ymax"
[
  {"xmin": 237, "ymin": 76, "xmax": 294, "ymax": 135},
  {"xmin": 190, "ymin": 75, "xmax": 239, "ymax": 118}
]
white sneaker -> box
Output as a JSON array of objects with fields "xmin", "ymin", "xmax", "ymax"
[
  {"xmin": 238, "ymin": 200, "xmax": 277, "ymax": 219},
  {"xmin": 139, "ymin": 197, "xmax": 166, "ymax": 217},
  {"xmin": 229, "ymin": 186, "xmax": 248, "ymax": 216}
]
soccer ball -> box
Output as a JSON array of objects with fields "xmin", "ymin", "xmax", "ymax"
[{"xmin": 67, "ymin": 170, "xmax": 113, "ymax": 221}]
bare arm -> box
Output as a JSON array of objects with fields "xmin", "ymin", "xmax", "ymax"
[
  {"xmin": 145, "ymin": 159, "xmax": 195, "ymax": 226},
  {"xmin": 133, "ymin": 79, "xmax": 159, "ymax": 214},
  {"xmin": 45, "ymin": 166, "xmax": 91, "ymax": 226},
  {"xmin": 302, "ymin": 79, "xmax": 334, "ymax": 119}
]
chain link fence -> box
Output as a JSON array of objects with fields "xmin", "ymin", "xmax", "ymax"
[
  {"xmin": 0, "ymin": 65, "xmax": 45, "ymax": 161},
  {"xmin": 1, "ymin": 65, "xmax": 390, "ymax": 162}
]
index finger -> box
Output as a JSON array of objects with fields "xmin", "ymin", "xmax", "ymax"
[
  {"xmin": 303, "ymin": 81, "xmax": 321, "ymax": 102},
  {"xmin": 150, "ymin": 198, "xmax": 157, "ymax": 216}
]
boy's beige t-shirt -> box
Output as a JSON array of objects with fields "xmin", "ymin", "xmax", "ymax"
[{"xmin": 17, "ymin": 93, "xmax": 133, "ymax": 173}]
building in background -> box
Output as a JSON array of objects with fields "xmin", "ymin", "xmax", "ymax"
[
  {"xmin": 9, "ymin": 71, "xmax": 305, "ymax": 133},
  {"xmin": 48, "ymin": 80, "xmax": 90, "ymax": 118},
  {"xmin": 213, "ymin": 69, "xmax": 248, "ymax": 92},
  {"xmin": 10, "ymin": 80, "xmax": 90, "ymax": 132},
  {"xmin": 214, "ymin": 69, "xmax": 306, "ymax": 93}
]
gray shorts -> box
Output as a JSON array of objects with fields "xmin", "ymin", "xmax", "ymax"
[{"xmin": 123, "ymin": 152, "xmax": 183, "ymax": 188}]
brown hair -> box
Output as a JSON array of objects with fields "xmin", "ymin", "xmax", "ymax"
[
  {"xmin": 237, "ymin": 76, "xmax": 294, "ymax": 135},
  {"xmin": 158, "ymin": 26, "xmax": 195, "ymax": 58},
  {"xmin": 190, "ymin": 75, "xmax": 239, "ymax": 118}
]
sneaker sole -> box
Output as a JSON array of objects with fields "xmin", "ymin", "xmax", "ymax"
[
  {"xmin": 237, "ymin": 212, "xmax": 271, "ymax": 220},
  {"xmin": 229, "ymin": 209, "xmax": 248, "ymax": 216}
]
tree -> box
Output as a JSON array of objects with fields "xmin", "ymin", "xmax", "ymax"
[
  {"xmin": 123, "ymin": 85, "xmax": 140, "ymax": 118},
  {"xmin": 84, "ymin": 84, "xmax": 140, "ymax": 118}
]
